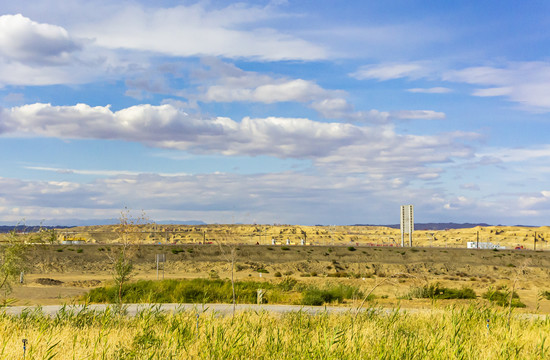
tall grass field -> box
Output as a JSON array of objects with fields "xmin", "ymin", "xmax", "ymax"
[{"xmin": 0, "ymin": 304, "xmax": 548, "ymax": 359}]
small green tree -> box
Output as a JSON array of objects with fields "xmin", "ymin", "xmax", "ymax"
[{"xmin": 0, "ymin": 229, "xmax": 28, "ymax": 302}]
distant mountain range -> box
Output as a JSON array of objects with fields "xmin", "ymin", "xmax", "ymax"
[
  {"xmin": 0, "ymin": 225, "xmax": 73, "ymax": 233},
  {"xmin": 0, "ymin": 219, "xmax": 207, "ymax": 231}
]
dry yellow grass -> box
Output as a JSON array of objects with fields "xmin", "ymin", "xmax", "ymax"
[{"xmin": 0, "ymin": 304, "xmax": 548, "ymax": 359}]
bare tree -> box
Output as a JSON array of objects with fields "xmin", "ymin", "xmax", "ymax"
[
  {"xmin": 217, "ymin": 240, "xmax": 238, "ymax": 315},
  {"xmin": 108, "ymin": 208, "xmax": 151, "ymax": 306}
]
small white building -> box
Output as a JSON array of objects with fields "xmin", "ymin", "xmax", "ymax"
[{"xmin": 467, "ymin": 241, "xmax": 506, "ymax": 250}]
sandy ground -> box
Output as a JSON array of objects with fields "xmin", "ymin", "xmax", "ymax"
[{"xmin": 3, "ymin": 242, "xmax": 549, "ymax": 314}]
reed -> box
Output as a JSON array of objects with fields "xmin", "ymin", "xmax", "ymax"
[{"xmin": 0, "ymin": 304, "xmax": 548, "ymax": 359}]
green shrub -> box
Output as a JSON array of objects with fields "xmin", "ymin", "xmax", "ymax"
[
  {"xmin": 327, "ymin": 272, "xmax": 350, "ymax": 278},
  {"xmin": 301, "ymin": 284, "xmax": 361, "ymax": 306},
  {"xmin": 76, "ymin": 249, "xmax": 83, "ymax": 253},
  {"xmin": 86, "ymin": 278, "xmax": 266, "ymax": 304},
  {"xmin": 410, "ymin": 283, "xmax": 477, "ymax": 299},
  {"xmin": 301, "ymin": 288, "xmax": 333, "ymax": 306},
  {"xmin": 277, "ymin": 277, "xmax": 297, "ymax": 291},
  {"xmin": 347, "ymin": 246, "xmax": 356, "ymax": 251},
  {"xmin": 273, "ymin": 271, "xmax": 282, "ymax": 278},
  {"xmin": 281, "ymin": 246, "xmax": 290, "ymax": 251},
  {"xmin": 483, "ymin": 289, "xmax": 526, "ymax": 308},
  {"xmin": 541, "ymin": 290, "xmax": 550, "ymax": 300}
]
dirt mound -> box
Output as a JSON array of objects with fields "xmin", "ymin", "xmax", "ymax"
[{"xmin": 36, "ymin": 278, "xmax": 64, "ymax": 286}]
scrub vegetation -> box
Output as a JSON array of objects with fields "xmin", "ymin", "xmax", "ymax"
[{"xmin": 84, "ymin": 278, "xmax": 363, "ymax": 306}]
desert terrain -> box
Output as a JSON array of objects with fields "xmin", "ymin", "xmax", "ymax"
[
  {"xmin": 3, "ymin": 224, "xmax": 550, "ymax": 313},
  {"xmin": 56, "ymin": 223, "xmax": 550, "ymax": 248}
]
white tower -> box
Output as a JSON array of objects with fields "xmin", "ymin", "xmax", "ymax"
[{"xmin": 400, "ymin": 205, "xmax": 414, "ymax": 247}]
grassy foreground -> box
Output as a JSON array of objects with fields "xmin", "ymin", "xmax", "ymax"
[{"xmin": 0, "ymin": 304, "xmax": 548, "ymax": 359}]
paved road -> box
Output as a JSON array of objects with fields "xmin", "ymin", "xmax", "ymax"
[
  {"xmin": 2, "ymin": 303, "xmax": 548, "ymax": 320},
  {"xmin": 1, "ymin": 303, "xmax": 360, "ymax": 317}
]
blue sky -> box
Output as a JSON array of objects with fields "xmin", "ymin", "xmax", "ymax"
[{"xmin": 1, "ymin": 0, "xmax": 550, "ymax": 225}]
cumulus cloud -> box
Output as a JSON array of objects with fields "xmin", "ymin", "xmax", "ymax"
[
  {"xmin": 194, "ymin": 59, "xmax": 341, "ymax": 104},
  {"xmin": 0, "ymin": 170, "xmax": 472, "ymax": 225},
  {"xmin": 195, "ymin": 60, "xmax": 445, "ymax": 124},
  {"xmin": 2, "ymin": 168, "xmax": 541, "ymax": 225},
  {"xmin": 314, "ymin": 129, "xmax": 474, "ymax": 179},
  {"xmin": 194, "ymin": 60, "xmax": 392, "ymax": 122},
  {"xmin": 1, "ymin": 102, "xmax": 473, "ymax": 178},
  {"xmin": 0, "ymin": 14, "xmax": 145, "ymax": 86},
  {"xmin": 0, "ymin": 14, "xmax": 81, "ymax": 65},
  {"xmin": 204, "ymin": 78, "xmax": 334, "ymax": 103},
  {"xmin": 517, "ymin": 191, "xmax": 550, "ymax": 212}
]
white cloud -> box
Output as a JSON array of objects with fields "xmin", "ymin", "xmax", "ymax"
[
  {"xmin": 194, "ymin": 59, "xmax": 341, "ymax": 104},
  {"xmin": 204, "ymin": 78, "xmax": 335, "ymax": 103},
  {"xmin": 444, "ymin": 62, "xmax": 550, "ymax": 111},
  {"xmin": 390, "ymin": 110, "xmax": 445, "ymax": 120},
  {"xmin": 310, "ymin": 99, "xmax": 391, "ymax": 123},
  {"xmin": 517, "ymin": 191, "xmax": 550, "ymax": 212},
  {"xmin": 0, "ymin": 14, "xmax": 81, "ymax": 65},
  {"xmin": 72, "ymin": 3, "xmax": 326, "ymax": 61},
  {"xmin": 0, "ymin": 171, "xmax": 469, "ymax": 225},
  {"xmin": 24, "ymin": 166, "xmax": 189, "ymax": 177},
  {"xmin": 480, "ymin": 145, "xmax": 550, "ymax": 163},
  {"xmin": 350, "ymin": 62, "xmax": 430, "ymax": 81},
  {"xmin": 460, "ymin": 183, "xmax": 480, "ymax": 191},
  {"xmin": 407, "ymin": 87, "xmax": 452, "ymax": 94},
  {"xmin": 196, "ymin": 60, "xmax": 445, "ymax": 124},
  {"xmin": 0, "ymin": 14, "xmax": 147, "ymax": 87},
  {"xmin": 1, "ymin": 102, "xmax": 473, "ymax": 178}
]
